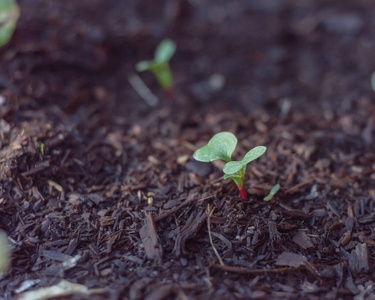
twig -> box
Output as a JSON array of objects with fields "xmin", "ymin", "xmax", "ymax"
[
  {"xmin": 207, "ymin": 204, "xmax": 224, "ymax": 265},
  {"xmin": 128, "ymin": 73, "xmax": 159, "ymax": 107},
  {"xmin": 210, "ymin": 264, "xmax": 290, "ymax": 274}
]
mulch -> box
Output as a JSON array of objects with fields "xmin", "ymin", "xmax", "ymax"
[{"xmin": 1, "ymin": 0, "xmax": 375, "ymax": 299}]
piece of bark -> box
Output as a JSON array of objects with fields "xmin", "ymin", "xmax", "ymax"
[
  {"xmin": 144, "ymin": 284, "xmax": 176, "ymax": 300},
  {"xmin": 275, "ymin": 252, "xmax": 318, "ymax": 276},
  {"xmin": 292, "ymin": 231, "xmax": 314, "ymax": 249},
  {"xmin": 349, "ymin": 243, "xmax": 370, "ymax": 274},
  {"xmin": 173, "ymin": 208, "xmax": 206, "ymax": 257},
  {"xmin": 139, "ymin": 212, "xmax": 163, "ymax": 261}
]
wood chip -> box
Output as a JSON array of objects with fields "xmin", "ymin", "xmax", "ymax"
[
  {"xmin": 139, "ymin": 212, "xmax": 163, "ymax": 261},
  {"xmin": 292, "ymin": 231, "xmax": 314, "ymax": 249},
  {"xmin": 173, "ymin": 208, "xmax": 206, "ymax": 257},
  {"xmin": 275, "ymin": 252, "xmax": 318, "ymax": 276},
  {"xmin": 349, "ymin": 243, "xmax": 370, "ymax": 274}
]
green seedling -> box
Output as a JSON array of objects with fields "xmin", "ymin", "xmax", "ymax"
[
  {"xmin": 371, "ymin": 71, "xmax": 375, "ymax": 93},
  {"xmin": 136, "ymin": 39, "xmax": 176, "ymax": 99},
  {"xmin": 263, "ymin": 184, "xmax": 280, "ymax": 201},
  {"xmin": 0, "ymin": 0, "xmax": 19, "ymax": 47},
  {"xmin": 0, "ymin": 230, "xmax": 11, "ymax": 278},
  {"xmin": 193, "ymin": 132, "xmax": 266, "ymax": 199},
  {"xmin": 40, "ymin": 143, "xmax": 44, "ymax": 156}
]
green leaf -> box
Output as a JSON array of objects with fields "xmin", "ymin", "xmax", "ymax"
[
  {"xmin": 0, "ymin": 0, "xmax": 19, "ymax": 47},
  {"xmin": 371, "ymin": 71, "xmax": 375, "ymax": 93},
  {"xmin": 154, "ymin": 39, "xmax": 176, "ymax": 63},
  {"xmin": 263, "ymin": 184, "xmax": 280, "ymax": 201},
  {"xmin": 135, "ymin": 60, "xmax": 153, "ymax": 72},
  {"xmin": 223, "ymin": 146, "xmax": 266, "ymax": 174},
  {"xmin": 193, "ymin": 132, "xmax": 237, "ymax": 163}
]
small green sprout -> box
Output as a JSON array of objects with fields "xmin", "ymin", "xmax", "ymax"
[
  {"xmin": 371, "ymin": 71, "xmax": 375, "ymax": 93},
  {"xmin": 136, "ymin": 39, "xmax": 176, "ymax": 99},
  {"xmin": 193, "ymin": 132, "xmax": 266, "ymax": 199},
  {"xmin": 0, "ymin": 0, "xmax": 19, "ymax": 47},
  {"xmin": 0, "ymin": 230, "xmax": 11, "ymax": 278},
  {"xmin": 40, "ymin": 143, "xmax": 44, "ymax": 156},
  {"xmin": 263, "ymin": 184, "xmax": 280, "ymax": 201}
]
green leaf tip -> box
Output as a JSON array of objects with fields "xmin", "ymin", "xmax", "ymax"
[
  {"xmin": 135, "ymin": 60, "xmax": 153, "ymax": 72},
  {"xmin": 263, "ymin": 184, "xmax": 280, "ymax": 201},
  {"xmin": 0, "ymin": 230, "xmax": 11, "ymax": 275},
  {"xmin": 155, "ymin": 39, "xmax": 176, "ymax": 63},
  {"xmin": 223, "ymin": 146, "xmax": 267, "ymax": 174},
  {"xmin": 0, "ymin": 0, "xmax": 19, "ymax": 47},
  {"xmin": 193, "ymin": 132, "xmax": 237, "ymax": 163},
  {"xmin": 371, "ymin": 71, "xmax": 375, "ymax": 93}
]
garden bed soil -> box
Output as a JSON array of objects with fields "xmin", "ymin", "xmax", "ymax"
[{"xmin": 1, "ymin": 0, "xmax": 375, "ymax": 299}]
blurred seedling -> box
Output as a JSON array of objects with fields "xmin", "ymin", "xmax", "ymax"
[
  {"xmin": 136, "ymin": 39, "xmax": 176, "ymax": 100},
  {"xmin": 193, "ymin": 132, "xmax": 266, "ymax": 199},
  {"xmin": 0, "ymin": 230, "xmax": 11, "ymax": 278},
  {"xmin": 263, "ymin": 184, "xmax": 280, "ymax": 202},
  {"xmin": 0, "ymin": 0, "xmax": 19, "ymax": 47},
  {"xmin": 40, "ymin": 143, "xmax": 44, "ymax": 156},
  {"xmin": 371, "ymin": 71, "xmax": 375, "ymax": 93}
]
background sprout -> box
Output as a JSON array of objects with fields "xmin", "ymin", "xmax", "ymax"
[
  {"xmin": 371, "ymin": 71, "xmax": 375, "ymax": 93},
  {"xmin": 0, "ymin": 0, "xmax": 19, "ymax": 47},
  {"xmin": 194, "ymin": 132, "xmax": 266, "ymax": 199},
  {"xmin": 0, "ymin": 230, "xmax": 11, "ymax": 278},
  {"xmin": 136, "ymin": 39, "xmax": 176, "ymax": 99},
  {"xmin": 264, "ymin": 184, "xmax": 280, "ymax": 201}
]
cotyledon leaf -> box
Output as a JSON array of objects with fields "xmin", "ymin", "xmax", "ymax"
[
  {"xmin": 193, "ymin": 132, "xmax": 237, "ymax": 163},
  {"xmin": 0, "ymin": 0, "xmax": 19, "ymax": 47},
  {"xmin": 154, "ymin": 39, "xmax": 176, "ymax": 63},
  {"xmin": 135, "ymin": 60, "xmax": 154, "ymax": 72},
  {"xmin": 223, "ymin": 146, "xmax": 267, "ymax": 174}
]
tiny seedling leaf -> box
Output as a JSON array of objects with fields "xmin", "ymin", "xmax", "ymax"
[
  {"xmin": 264, "ymin": 184, "xmax": 280, "ymax": 201},
  {"xmin": 0, "ymin": 0, "xmax": 19, "ymax": 47},
  {"xmin": 223, "ymin": 146, "xmax": 267, "ymax": 174},
  {"xmin": 135, "ymin": 60, "xmax": 153, "ymax": 72},
  {"xmin": 0, "ymin": 230, "xmax": 11, "ymax": 276},
  {"xmin": 154, "ymin": 39, "xmax": 176, "ymax": 63},
  {"xmin": 371, "ymin": 71, "xmax": 375, "ymax": 93},
  {"xmin": 224, "ymin": 173, "xmax": 242, "ymax": 185},
  {"xmin": 193, "ymin": 132, "xmax": 237, "ymax": 163}
]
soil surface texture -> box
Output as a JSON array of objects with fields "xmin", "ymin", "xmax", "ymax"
[{"xmin": 1, "ymin": 0, "xmax": 375, "ymax": 299}]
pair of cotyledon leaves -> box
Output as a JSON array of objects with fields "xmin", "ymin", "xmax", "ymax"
[
  {"xmin": 193, "ymin": 132, "xmax": 266, "ymax": 177},
  {"xmin": 135, "ymin": 39, "xmax": 176, "ymax": 72}
]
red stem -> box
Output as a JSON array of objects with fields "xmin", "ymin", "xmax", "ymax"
[
  {"xmin": 165, "ymin": 89, "xmax": 174, "ymax": 101},
  {"xmin": 239, "ymin": 188, "xmax": 247, "ymax": 200}
]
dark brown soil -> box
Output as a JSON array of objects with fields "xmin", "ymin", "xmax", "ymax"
[{"xmin": 1, "ymin": 0, "xmax": 375, "ymax": 299}]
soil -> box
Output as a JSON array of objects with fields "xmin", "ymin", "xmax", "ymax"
[{"xmin": 1, "ymin": 0, "xmax": 375, "ymax": 299}]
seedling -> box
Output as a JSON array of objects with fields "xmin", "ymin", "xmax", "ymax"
[
  {"xmin": 0, "ymin": 0, "xmax": 19, "ymax": 47},
  {"xmin": 0, "ymin": 230, "xmax": 11, "ymax": 278},
  {"xmin": 193, "ymin": 132, "xmax": 266, "ymax": 199},
  {"xmin": 40, "ymin": 143, "xmax": 44, "ymax": 156},
  {"xmin": 263, "ymin": 184, "xmax": 280, "ymax": 201},
  {"xmin": 371, "ymin": 71, "xmax": 375, "ymax": 93},
  {"xmin": 136, "ymin": 39, "xmax": 176, "ymax": 99}
]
